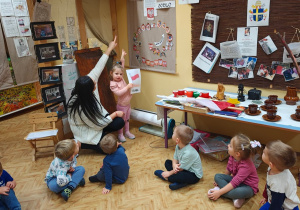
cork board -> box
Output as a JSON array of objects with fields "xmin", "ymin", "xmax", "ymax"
[{"xmin": 191, "ymin": 0, "xmax": 300, "ymax": 90}]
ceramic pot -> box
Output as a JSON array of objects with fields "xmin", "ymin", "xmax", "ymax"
[{"xmin": 284, "ymin": 86, "xmax": 299, "ymax": 105}]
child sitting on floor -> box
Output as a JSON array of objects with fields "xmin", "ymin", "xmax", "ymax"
[
  {"xmin": 260, "ymin": 140, "xmax": 300, "ymax": 210},
  {"xmin": 154, "ymin": 125, "xmax": 203, "ymax": 190},
  {"xmin": 208, "ymin": 134, "xmax": 260, "ymax": 208},
  {"xmin": 110, "ymin": 49, "xmax": 135, "ymax": 142},
  {"xmin": 89, "ymin": 134, "xmax": 130, "ymax": 194},
  {"xmin": 0, "ymin": 161, "xmax": 21, "ymax": 209},
  {"xmin": 45, "ymin": 139, "xmax": 85, "ymax": 201}
]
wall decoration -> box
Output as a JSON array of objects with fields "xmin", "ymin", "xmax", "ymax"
[
  {"xmin": 38, "ymin": 66, "xmax": 62, "ymax": 85},
  {"xmin": 34, "ymin": 42, "xmax": 60, "ymax": 63},
  {"xmin": 41, "ymin": 84, "xmax": 65, "ymax": 105},
  {"xmin": 127, "ymin": 0, "xmax": 176, "ymax": 74},
  {"xmin": 30, "ymin": 21, "xmax": 57, "ymax": 41},
  {"xmin": 16, "ymin": 16, "xmax": 31, "ymax": 36},
  {"xmin": 247, "ymin": 0, "xmax": 270, "ymax": 27},
  {"xmin": 1, "ymin": 17, "xmax": 19, "ymax": 37},
  {"xmin": 258, "ymin": 35, "xmax": 277, "ymax": 55},
  {"xmin": 13, "ymin": 37, "xmax": 31, "ymax": 57},
  {"xmin": 237, "ymin": 27, "xmax": 258, "ymax": 57},
  {"xmin": 44, "ymin": 100, "xmax": 67, "ymax": 118},
  {"xmin": 0, "ymin": 83, "xmax": 38, "ymax": 116},
  {"xmin": 200, "ymin": 13, "xmax": 219, "ymax": 43}
]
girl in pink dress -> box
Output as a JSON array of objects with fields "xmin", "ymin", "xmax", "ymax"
[{"xmin": 110, "ymin": 50, "xmax": 135, "ymax": 142}]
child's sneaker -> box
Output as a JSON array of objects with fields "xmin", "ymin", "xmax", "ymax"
[
  {"xmin": 125, "ymin": 132, "xmax": 135, "ymax": 139},
  {"xmin": 169, "ymin": 182, "xmax": 188, "ymax": 190},
  {"xmin": 78, "ymin": 178, "xmax": 85, "ymax": 186},
  {"xmin": 154, "ymin": 170, "xmax": 166, "ymax": 181},
  {"xmin": 233, "ymin": 199, "xmax": 245, "ymax": 208},
  {"xmin": 208, "ymin": 186, "xmax": 220, "ymax": 194},
  {"xmin": 61, "ymin": 187, "xmax": 72, "ymax": 201},
  {"xmin": 118, "ymin": 134, "xmax": 126, "ymax": 142}
]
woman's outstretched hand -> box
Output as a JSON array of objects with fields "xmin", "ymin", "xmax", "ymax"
[{"xmin": 105, "ymin": 36, "xmax": 117, "ymax": 56}]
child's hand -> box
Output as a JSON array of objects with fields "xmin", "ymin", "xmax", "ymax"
[
  {"xmin": 115, "ymin": 111, "xmax": 124, "ymax": 118},
  {"xmin": 102, "ymin": 187, "xmax": 110, "ymax": 194},
  {"xmin": 173, "ymin": 163, "xmax": 181, "ymax": 173},
  {"xmin": 121, "ymin": 49, "xmax": 127, "ymax": 58},
  {"xmin": 68, "ymin": 167, "xmax": 75, "ymax": 173},
  {"xmin": 127, "ymin": 83, "xmax": 133, "ymax": 89},
  {"xmin": 207, "ymin": 189, "xmax": 221, "ymax": 200},
  {"xmin": 6, "ymin": 180, "xmax": 16, "ymax": 189},
  {"xmin": 259, "ymin": 198, "xmax": 267, "ymax": 205},
  {"xmin": 0, "ymin": 186, "xmax": 10, "ymax": 195}
]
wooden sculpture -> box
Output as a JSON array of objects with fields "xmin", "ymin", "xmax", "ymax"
[{"xmin": 216, "ymin": 83, "xmax": 225, "ymax": 100}]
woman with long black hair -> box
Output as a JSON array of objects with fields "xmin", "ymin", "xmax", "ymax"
[{"xmin": 67, "ymin": 36, "xmax": 125, "ymax": 154}]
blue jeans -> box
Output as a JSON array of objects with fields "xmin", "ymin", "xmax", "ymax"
[
  {"xmin": 47, "ymin": 166, "xmax": 85, "ymax": 193},
  {"xmin": 0, "ymin": 189, "xmax": 21, "ymax": 210},
  {"xmin": 260, "ymin": 202, "xmax": 299, "ymax": 210},
  {"xmin": 214, "ymin": 174, "xmax": 254, "ymax": 199}
]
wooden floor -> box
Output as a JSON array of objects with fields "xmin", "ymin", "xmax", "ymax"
[{"xmin": 1, "ymin": 106, "xmax": 300, "ymax": 210}]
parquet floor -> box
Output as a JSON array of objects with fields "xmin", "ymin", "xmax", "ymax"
[{"xmin": 1, "ymin": 106, "xmax": 300, "ymax": 210}]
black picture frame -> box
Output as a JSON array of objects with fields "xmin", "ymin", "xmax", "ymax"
[
  {"xmin": 44, "ymin": 100, "xmax": 67, "ymax": 118},
  {"xmin": 38, "ymin": 66, "xmax": 62, "ymax": 85},
  {"xmin": 30, "ymin": 21, "xmax": 57, "ymax": 41},
  {"xmin": 35, "ymin": 43, "xmax": 60, "ymax": 63},
  {"xmin": 41, "ymin": 84, "xmax": 65, "ymax": 105}
]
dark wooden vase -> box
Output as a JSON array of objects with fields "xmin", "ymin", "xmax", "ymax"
[{"xmin": 284, "ymin": 86, "xmax": 299, "ymax": 105}]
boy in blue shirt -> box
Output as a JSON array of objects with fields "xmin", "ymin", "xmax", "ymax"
[
  {"xmin": 89, "ymin": 134, "xmax": 130, "ymax": 194},
  {"xmin": 0, "ymin": 161, "xmax": 21, "ymax": 209},
  {"xmin": 154, "ymin": 125, "xmax": 203, "ymax": 190}
]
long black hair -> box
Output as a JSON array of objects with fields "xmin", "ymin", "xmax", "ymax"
[{"xmin": 67, "ymin": 76, "xmax": 109, "ymax": 127}]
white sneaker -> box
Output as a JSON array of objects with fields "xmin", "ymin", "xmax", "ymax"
[
  {"xmin": 233, "ymin": 199, "xmax": 245, "ymax": 208},
  {"xmin": 208, "ymin": 186, "xmax": 220, "ymax": 194}
]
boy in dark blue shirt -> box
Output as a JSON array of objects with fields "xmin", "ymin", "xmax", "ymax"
[
  {"xmin": 89, "ymin": 134, "xmax": 130, "ymax": 194},
  {"xmin": 0, "ymin": 162, "xmax": 21, "ymax": 209}
]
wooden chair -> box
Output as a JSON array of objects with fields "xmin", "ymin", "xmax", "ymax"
[{"xmin": 24, "ymin": 112, "xmax": 59, "ymax": 161}]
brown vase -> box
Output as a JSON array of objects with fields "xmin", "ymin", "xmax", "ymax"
[{"xmin": 284, "ymin": 86, "xmax": 299, "ymax": 105}]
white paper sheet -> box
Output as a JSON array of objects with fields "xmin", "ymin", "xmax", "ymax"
[
  {"xmin": 0, "ymin": 0, "xmax": 14, "ymax": 16},
  {"xmin": 156, "ymin": 1, "xmax": 175, "ymax": 9},
  {"xmin": 26, "ymin": 129, "xmax": 58, "ymax": 140},
  {"xmin": 237, "ymin": 27, "xmax": 258, "ymax": 56},
  {"xmin": 13, "ymin": 37, "xmax": 31, "ymax": 57},
  {"xmin": 126, "ymin": 68, "xmax": 141, "ymax": 94},
  {"xmin": 16, "ymin": 16, "xmax": 31, "ymax": 36},
  {"xmin": 247, "ymin": 0, "xmax": 270, "ymax": 27},
  {"xmin": 220, "ymin": 40, "xmax": 242, "ymax": 59},
  {"xmin": 12, "ymin": 0, "xmax": 28, "ymax": 16},
  {"xmin": 1, "ymin": 16, "xmax": 19, "ymax": 37},
  {"xmin": 144, "ymin": 0, "xmax": 157, "ymax": 16},
  {"xmin": 200, "ymin": 13, "xmax": 219, "ymax": 43},
  {"xmin": 178, "ymin": 0, "xmax": 199, "ymax": 4}
]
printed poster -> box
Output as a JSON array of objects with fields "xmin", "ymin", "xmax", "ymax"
[
  {"xmin": 1, "ymin": 16, "xmax": 19, "ymax": 37},
  {"xmin": 16, "ymin": 16, "xmax": 31, "ymax": 36},
  {"xmin": 12, "ymin": 0, "xmax": 28, "ymax": 16},
  {"xmin": 13, "ymin": 37, "xmax": 31, "ymax": 57},
  {"xmin": 144, "ymin": 0, "xmax": 157, "ymax": 17},
  {"xmin": 247, "ymin": 0, "xmax": 270, "ymax": 27},
  {"xmin": 0, "ymin": 0, "xmax": 14, "ymax": 16},
  {"xmin": 237, "ymin": 27, "xmax": 258, "ymax": 56},
  {"xmin": 126, "ymin": 68, "xmax": 141, "ymax": 94}
]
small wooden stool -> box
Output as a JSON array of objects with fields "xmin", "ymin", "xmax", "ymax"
[{"xmin": 24, "ymin": 112, "xmax": 59, "ymax": 161}]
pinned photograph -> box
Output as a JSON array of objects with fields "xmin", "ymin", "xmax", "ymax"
[
  {"xmin": 246, "ymin": 57, "xmax": 257, "ymax": 70},
  {"xmin": 271, "ymin": 61, "xmax": 290, "ymax": 75},
  {"xmin": 34, "ymin": 43, "xmax": 60, "ymax": 63},
  {"xmin": 201, "ymin": 46, "xmax": 216, "ymax": 62},
  {"xmin": 200, "ymin": 13, "xmax": 219, "ymax": 43},
  {"xmin": 45, "ymin": 101, "xmax": 67, "ymax": 118},
  {"xmin": 228, "ymin": 66, "xmax": 238, "ymax": 78},
  {"xmin": 41, "ymin": 84, "xmax": 65, "ymax": 105},
  {"xmin": 219, "ymin": 59, "xmax": 234, "ymax": 69},
  {"xmin": 38, "ymin": 66, "xmax": 62, "ymax": 85},
  {"xmin": 282, "ymin": 67, "xmax": 299, "ymax": 82},
  {"xmin": 259, "ymin": 35, "xmax": 277, "ymax": 55},
  {"xmin": 237, "ymin": 67, "xmax": 253, "ymax": 80},
  {"xmin": 257, "ymin": 64, "xmax": 275, "ymax": 80},
  {"xmin": 234, "ymin": 57, "xmax": 248, "ymax": 68},
  {"xmin": 30, "ymin": 21, "xmax": 57, "ymax": 41}
]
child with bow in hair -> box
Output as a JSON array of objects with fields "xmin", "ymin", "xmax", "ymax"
[{"xmin": 208, "ymin": 134, "xmax": 260, "ymax": 208}]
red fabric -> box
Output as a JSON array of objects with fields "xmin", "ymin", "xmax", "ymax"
[{"xmin": 212, "ymin": 101, "xmax": 242, "ymax": 114}]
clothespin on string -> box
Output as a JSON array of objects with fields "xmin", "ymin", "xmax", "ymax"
[
  {"xmin": 226, "ymin": 28, "xmax": 235, "ymax": 41},
  {"xmin": 291, "ymin": 26, "xmax": 300, "ymax": 43}
]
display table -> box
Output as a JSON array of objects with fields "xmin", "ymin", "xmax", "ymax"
[{"xmin": 155, "ymin": 87, "xmax": 300, "ymax": 149}]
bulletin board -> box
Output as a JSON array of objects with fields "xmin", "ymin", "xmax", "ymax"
[
  {"xmin": 127, "ymin": 0, "xmax": 176, "ymax": 74},
  {"xmin": 191, "ymin": 0, "xmax": 300, "ymax": 91}
]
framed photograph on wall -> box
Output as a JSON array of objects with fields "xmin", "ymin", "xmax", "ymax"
[
  {"xmin": 30, "ymin": 21, "xmax": 57, "ymax": 41},
  {"xmin": 34, "ymin": 43, "xmax": 60, "ymax": 63},
  {"xmin": 44, "ymin": 100, "xmax": 67, "ymax": 118},
  {"xmin": 38, "ymin": 66, "xmax": 62, "ymax": 85},
  {"xmin": 41, "ymin": 84, "xmax": 65, "ymax": 104}
]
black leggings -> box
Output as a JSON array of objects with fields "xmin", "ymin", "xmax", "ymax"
[
  {"xmin": 81, "ymin": 117, "xmax": 125, "ymax": 154},
  {"xmin": 165, "ymin": 159, "xmax": 200, "ymax": 184}
]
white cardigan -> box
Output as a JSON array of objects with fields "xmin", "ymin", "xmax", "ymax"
[{"xmin": 68, "ymin": 54, "xmax": 112, "ymax": 145}]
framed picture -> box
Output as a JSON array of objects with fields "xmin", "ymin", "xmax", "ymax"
[
  {"xmin": 44, "ymin": 101, "xmax": 67, "ymax": 118},
  {"xmin": 30, "ymin": 21, "xmax": 57, "ymax": 41},
  {"xmin": 41, "ymin": 84, "xmax": 65, "ymax": 105},
  {"xmin": 35, "ymin": 43, "xmax": 60, "ymax": 63},
  {"xmin": 39, "ymin": 66, "xmax": 62, "ymax": 85}
]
